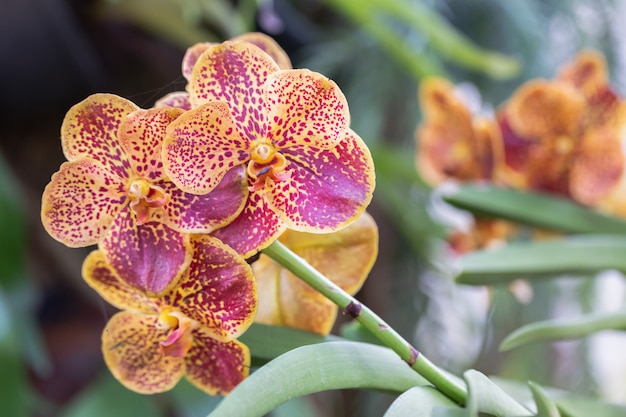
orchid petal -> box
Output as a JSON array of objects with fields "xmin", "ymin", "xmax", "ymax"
[
  {"xmin": 211, "ymin": 189, "xmax": 287, "ymax": 258},
  {"xmin": 163, "ymin": 102, "xmax": 249, "ymax": 195},
  {"xmin": 265, "ymin": 69, "xmax": 350, "ymax": 149},
  {"xmin": 188, "ymin": 41, "xmax": 279, "ymax": 140},
  {"xmin": 119, "ymin": 107, "xmax": 184, "ymax": 182},
  {"xmin": 505, "ymin": 80, "xmax": 585, "ymax": 140},
  {"xmin": 61, "ymin": 93, "xmax": 136, "ymax": 179},
  {"xmin": 185, "ymin": 327, "xmax": 250, "ymax": 395},
  {"xmin": 100, "ymin": 208, "xmax": 192, "ymax": 296},
  {"xmin": 558, "ymin": 49, "xmax": 608, "ymax": 97},
  {"xmin": 267, "ymin": 129, "xmax": 375, "ymax": 232},
  {"xmin": 158, "ymin": 166, "xmax": 247, "ymax": 233},
  {"xmin": 253, "ymin": 212, "xmax": 378, "ymax": 334},
  {"xmin": 102, "ymin": 312, "xmax": 185, "ymax": 394},
  {"xmin": 155, "ymin": 92, "xmax": 192, "ymax": 110},
  {"xmin": 169, "ymin": 235, "xmax": 257, "ymax": 342},
  {"xmin": 41, "ymin": 159, "xmax": 127, "ymax": 247},
  {"xmin": 182, "ymin": 42, "xmax": 214, "ymax": 80},
  {"xmin": 233, "ymin": 32, "xmax": 291, "ymax": 69},
  {"xmin": 570, "ymin": 129, "xmax": 624, "ymax": 205},
  {"xmin": 81, "ymin": 250, "xmax": 158, "ymax": 313}
]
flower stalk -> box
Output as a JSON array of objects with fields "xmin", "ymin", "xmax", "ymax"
[{"xmin": 262, "ymin": 240, "xmax": 468, "ymax": 405}]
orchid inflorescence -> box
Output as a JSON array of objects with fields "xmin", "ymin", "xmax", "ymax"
[
  {"xmin": 416, "ymin": 50, "xmax": 626, "ymax": 253},
  {"xmin": 41, "ymin": 32, "xmax": 377, "ymax": 396}
]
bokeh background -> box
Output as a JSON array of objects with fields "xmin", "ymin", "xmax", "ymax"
[{"xmin": 2, "ymin": 0, "xmax": 626, "ymax": 416}]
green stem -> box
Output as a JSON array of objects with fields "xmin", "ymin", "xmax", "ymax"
[{"xmin": 262, "ymin": 240, "xmax": 468, "ymax": 405}]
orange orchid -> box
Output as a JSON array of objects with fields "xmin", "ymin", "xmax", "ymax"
[
  {"xmin": 162, "ymin": 40, "xmax": 375, "ymax": 257},
  {"xmin": 155, "ymin": 32, "xmax": 292, "ymax": 110},
  {"xmin": 498, "ymin": 50, "xmax": 626, "ymax": 205},
  {"xmin": 41, "ymin": 94, "xmax": 246, "ymax": 294},
  {"xmin": 415, "ymin": 77, "xmax": 505, "ymax": 186},
  {"xmin": 253, "ymin": 212, "xmax": 378, "ymax": 335},
  {"xmin": 82, "ymin": 234, "xmax": 257, "ymax": 395}
]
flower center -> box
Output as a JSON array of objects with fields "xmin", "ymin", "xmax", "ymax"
[
  {"xmin": 157, "ymin": 308, "xmax": 194, "ymax": 358},
  {"xmin": 127, "ymin": 179, "xmax": 170, "ymax": 226},
  {"xmin": 247, "ymin": 141, "xmax": 290, "ymax": 191}
]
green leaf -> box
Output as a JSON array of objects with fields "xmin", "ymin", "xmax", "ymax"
[
  {"xmin": 456, "ymin": 235, "xmax": 626, "ymax": 285},
  {"xmin": 238, "ymin": 323, "xmax": 340, "ymax": 364},
  {"xmin": 464, "ymin": 370, "xmax": 532, "ymax": 417},
  {"xmin": 208, "ymin": 341, "xmax": 429, "ymax": 417},
  {"xmin": 500, "ymin": 309, "xmax": 626, "ymax": 351},
  {"xmin": 443, "ymin": 185, "xmax": 626, "ymax": 235},
  {"xmin": 528, "ymin": 381, "xmax": 561, "ymax": 417},
  {"xmin": 554, "ymin": 396, "xmax": 626, "ymax": 417},
  {"xmin": 383, "ymin": 386, "xmax": 459, "ymax": 417},
  {"xmin": 60, "ymin": 372, "xmax": 164, "ymax": 417}
]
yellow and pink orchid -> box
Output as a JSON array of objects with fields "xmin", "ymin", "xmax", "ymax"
[
  {"xmin": 83, "ymin": 234, "xmax": 257, "ymax": 395},
  {"xmin": 497, "ymin": 50, "xmax": 626, "ymax": 205},
  {"xmin": 162, "ymin": 40, "xmax": 375, "ymax": 257},
  {"xmin": 41, "ymin": 94, "xmax": 247, "ymax": 294}
]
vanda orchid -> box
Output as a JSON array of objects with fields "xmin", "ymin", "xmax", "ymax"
[
  {"xmin": 162, "ymin": 40, "xmax": 375, "ymax": 257},
  {"xmin": 41, "ymin": 94, "xmax": 246, "ymax": 294},
  {"xmin": 82, "ymin": 234, "xmax": 257, "ymax": 395}
]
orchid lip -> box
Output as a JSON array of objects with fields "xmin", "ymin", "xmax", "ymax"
[{"xmin": 127, "ymin": 178, "xmax": 170, "ymax": 225}]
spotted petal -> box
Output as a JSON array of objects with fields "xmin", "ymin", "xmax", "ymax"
[
  {"xmin": 168, "ymin": 234, "xmax": 257, "ymax": 342},
  {"xmin": 118, "ymin": 107, "xmax": 184, "ymax": 182},
  {"xmin": 102, "ymin": 312, "xmax": 185, "ymax": 394},
  {"xmin": 188, "ymin": 41, "xmax": 279, "ymax": 141},
  {"xmin": 265, "ymin": 69, "xmax": 350, "ymax": 149},
  {"xmin": 185, "ymin": 327, "xmax": 250, "ymax": 395},
  {"xmin": 100, "ymin": 207, "xmax": 192, "ymax": 296},
  {"xmin": 234, "ymin": 32, "xmax": 291, "ymax": 70},
  {"xmin": 155, "ymin": 92, "xmax": 192, "ymax": 110},
  {"xmin": 163, "ymin": 102, "xmax": 249, "ymax": 195},
  {"xmin": 157, "ymin": 166, "xmax": 247, "ymax": 233},
  {"xmin": 82, "ymin": 250, "xmax": 158, "ymax": 314},
  {"xmin": 182, "ymin": 42, "xmax": 215, "ymax": 80},
  {"xmin": 61, "ymin": 93, "xmax": 136, "ymax": 179},
  {"xmin": 268, "ymin": 129, "xmax": 375, "ymax": 232},
  {"xmin": 41, "ymin": 159, "xmax": 127, "ymax": 247},
  {"xmin": 558, "ymin": 49, "xmax": 608, "ymax": 97},
  {"xmin": 211, "ymin": 188, "xmax": 287, "ymax": 258}
]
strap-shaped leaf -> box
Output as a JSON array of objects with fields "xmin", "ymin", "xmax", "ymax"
[
  {"xmin": 208, "ymin": 341, "xmax": 429, "ymax": 417},
  {"xmin": 456, "ymin": 235, "xmax": 626, "ymax": 285},
  {"xmin": 464, "ymin": 370, "xmax": 533, "ymax": 416},
  {"xmin": 443, "ymin": 184, "xmax": 626, "ymax": 235},
  {"xmin": 383, "ymin": 386, "xmax": 459, "ymax": 417},
  {"xmin": 528, "ymin": 381, "xmax": 561, "ymax": 417},
  {"xmin": 500, "ymin": 309, "xmax": 626, "ymax": 351},
  {"xmin": 239, "ymin": 323, "xmax": 339, "ymax": 363}
]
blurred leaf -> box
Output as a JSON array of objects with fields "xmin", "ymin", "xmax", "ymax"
[
  {"xmin": 443, "ymin": 185, "xmax": 626, "ymax": 235},
  {"xmin": 0, "ymin": 289, "xmax": 29, "ymax": 417},
  {"xmin": 239, "ymin": 323, "xmax": 340, "ymax": 364},
  {"xmin": 327, "ymin": 0, "xmax": 519, "ymax": 79},
  {"xmin": 168, "ymin": 378, "xmax": 222, "ymax": 417},
  {"xmin": 208, "ymin": 341, "xmax": 429, "ymax": 417},
  {"xmin": 456, "ymin": 235, "xmax": 626, "ymax": 285},
  {"xmin": 491, "ymin": 376, "xmax": 626, "ymax": 417},
  {"xmin": 60, "ymin": 372, "xmax": 164, "ymax": 417},
  {"xmin": 340, "ymin": 320, "xmax": 385, "ymax": 346},
  {"xmin": 95, "ymin": 0, "xmax": 220, "ymax": 48},
  {"xmin": 500, "ymin": 308, "xmax": 626, "ymax": 351},
  {"xmin": 383, "ymin": 386, "xmax": 459, "ymax": 417},
  {"xmin": 0, "ymin": 151, "xmax": 26, "ymax": 287},
  {"xmin": 554, "ymin": 396, "xmax": 626, "ymax": 417},
  {"xmin": 528, "ymin": 381, "xmax": 561, "ymax": 417},
  {"xmin": 272, "ymin": 397, "xmax": 318, "ymax": 417},
  {"xmin": 464, "ymin": 370, "xmax": 532, "ymax": 416}
]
